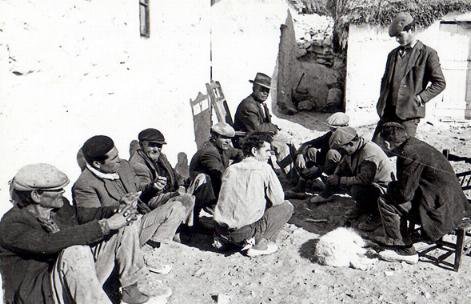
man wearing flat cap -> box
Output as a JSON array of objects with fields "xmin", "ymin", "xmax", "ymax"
[
  {"xmin": 0, "ymin": 163, "xmax": 154, "ymax": 304},
  {"xmin": 234, "ymin": 72, "xmax": 294, "ymax": 181},
  {"xmin": 373, "ymin": 12, "xmax": 446, "ymax": 144},
  {"xmin": 73, "ymin": 135, "xmax": 190, "ymax": 251},
  {"xmin": 129, "ymin": 128, "xmax": 194, "ymax": 236},
  {"xmin": 375, "ymin": 122, "xmax": 466, "ymax": 264},
  {"xmin": 189, "ymin": 122, "xmax": 244, "ymax": 227},
  {"xmin": 312, "ymin": 127, "xmax": 393, "ymax": 231},
  {"xmin": 294, "ymin": 112, "xmax": 349, "ymax": 192}
]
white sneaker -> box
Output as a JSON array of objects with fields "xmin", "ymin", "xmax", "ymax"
[
  {"xmin": 246, "ymin": 242, "xmax": 278, "ymax": 257},
  {"xmin": 379, "ymin": 249, "xmax": 419, "ymax": 265}
]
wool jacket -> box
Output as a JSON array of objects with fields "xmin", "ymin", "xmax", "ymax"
[
  {"xmin": 72, "ymin": 160, "xmax": 157, "ymax": 224},
  {"xmin": 189, "ymin": 140, "xmax": 243, "ymax": 197},
  {"xmin": 388, "ymin": 137, "xmax": 467, "ymax": 240},
  {"xmin": 0, "ymin": 201, "xmax": 105, "ymax": 304},
  {"xmin": 233, "ymin": 94, "xmax": 279, "ymax": 134},
  {"xmin": 377, "ymin": 40, "xmax": 446, "ymax": 120}
]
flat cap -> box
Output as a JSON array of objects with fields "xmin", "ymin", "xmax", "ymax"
[
  {"xmin": 138, "ymin": 128, "xmax": 166, "ymax": 144},
  {"xmin": 211, "ymin": 122, "xmax": 235, "ymax": 138},
  {"xmin": 389, "ymin": 12, "xmax": 414, "ymax": 37},
  {"xmin": 326, "ymin": 112, "xmax": 349, "ymax": 127},
  {"xmin": 82, "ymin": 135, "xmax": 115, "ymax": 162},
  {"xmin": 329, "ymin": 127, "xmax": 358, "ymax": 149},
  {"xmin": 380, "ymin": 122, "xmax": 408, "ymax": 142},
  {"xmin": 11, "ymin": 163, "xmax": 69, "ymax": 191}
]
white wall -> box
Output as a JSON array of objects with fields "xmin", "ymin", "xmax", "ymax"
[
  {"xmin": 345, "ymin": 13, "xmax": 471, "ymax": 126},
  {"xmin": 0, "ymin": 0, "xmax": 211, "ymax": 216}
]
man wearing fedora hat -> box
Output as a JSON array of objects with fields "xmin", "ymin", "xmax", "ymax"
[
  {"xmin": 373, "ymin": 12, "xmax": 446, "ymax": 143},
  {"xmin": 189, "ymin": 122, "xmax": 244, "ymax": 227},
  {"xmin": 234, "ymin": 72, "xmax": 294, "ymax": 181},
  {"xmin": 0, "ymin": 163, "xmax": 156, "ymax": 304}
]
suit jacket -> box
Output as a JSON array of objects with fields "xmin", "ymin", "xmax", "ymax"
[
  {"xmin": 233, "ymin": 94, "xmax": 279, "ymax": 133},
  {"xmin": 377, "ymin": 40, "xmax": 446, "ymax": 120},
  {"xmin": 0, "ymin": 201, "xmax": 104, "ymax": 304},
  {"xmin": 72, "ymin": 160, "xmax": 156, "ymax": 224},
  {"xmin": 388, "ymin": 137, "xmax": 466, "ymax": 241},
  {"xmin": 189, "ymin": 140, "xmax": 243, "ymax": 197},
  {"xmin": 129, "ymin": 149, "xmax": 179, "ymax": 192}
]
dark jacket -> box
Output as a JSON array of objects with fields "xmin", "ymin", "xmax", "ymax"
[
  {"xmin": 377, "ymin": 40, "xmax": 446, "ymax": 120},
  {"xmin": 72, "ymin": 160, "xmax": 156, "ymax": 224},
  {"xmin": 233, "ymin": 94, "xmax": 279, "ymax": 134},
  {"xmin": 388, "ymin": 137, "xmax": 466, "ymax": 241},
  {"xmin": 0, "ymin": 201, "xmax": 105, "ymax": 304},
  {"xmin": 129, "ymin": 149, "xmax": 179, "ymax": 192},
  {"xmin": 297, "ymin": 131, "xmax": 333, "ymax": 164},
  {"xmin": 189, "ymin": 140, "xmax": 243, "ymax": 197}
]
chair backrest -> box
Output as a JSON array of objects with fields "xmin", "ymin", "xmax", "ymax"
[
  {"xmin": 190, "ymin": 91, "xmax": 212, "ymax": 150},
  {"xmin": 443, "ymin": 149, "xmax": 471, "ymax": 192},
  {"xmin": 205, "ymin": 80, "xmax": 234, "ymax": 126}
]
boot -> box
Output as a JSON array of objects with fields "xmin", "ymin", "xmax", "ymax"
[{"xmin": 121, "ymin": 283, "xmax": 149, "ymax": 304}]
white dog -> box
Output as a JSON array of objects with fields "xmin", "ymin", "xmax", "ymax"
[{"xmin": 314, "ymin": 227, "xmax": 377, "ymax": 270}]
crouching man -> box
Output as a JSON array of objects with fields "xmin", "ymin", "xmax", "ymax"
[
  {"xmin": 213, "ymin": 132, "xmax": 294, "ymax": 257},
  {"xmin": 376, "ymin": 123, "xmax": 466, "ymax": 264},
  {"xmin": 0, "ymin": 163, "xmax": 150, "ymax": 304}
]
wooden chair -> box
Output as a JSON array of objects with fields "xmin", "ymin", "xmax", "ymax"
[
  {"xmin": 416, "ymin": 149, "xmax": 471, "ymax": 271},
  {"xmin": 189, "ymin": 91, "xmax": 212, "ymax": 150}
]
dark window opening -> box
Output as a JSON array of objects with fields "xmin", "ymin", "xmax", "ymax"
[{"xmin": 140, "ymin": 0, "xmax": 150, "ymax": 38}]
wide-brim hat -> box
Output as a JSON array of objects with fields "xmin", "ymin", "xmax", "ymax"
[
  {"xmin": 249, "ymin": 72, "xmax": 271, "ymax": 89},
  {"xmin": 389, "ymin": 12, "xmax": 414, "ymax": 37}
]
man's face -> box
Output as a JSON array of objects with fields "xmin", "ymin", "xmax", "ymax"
[
  {"xmin": 252, "ymin": 141, "xmax": 272, "ymax": 162},
  {"xmin": 252, "ymin": 84, "xmax": 270, "ymax": 102},
  {"xmin": 395, "ymin": 29, "xmax": 414, "ymax": 46},
  {"xmin": 338, "ymin": 141, "xmax": 357, "ymax": 155},
  {"xmin": 214, "ymin": 135, "xmax": 232, "ymax": 151},
  {"xmin": 35, "ymin": 189, "xmax": 65, "ymax": 209},
  {"xmin": 96, "ymin": 147, "xmax": 121, "ymax": 173},
  {"xmin": 142, "ymin": 141, "xmax": 163, "ymax": 161}
]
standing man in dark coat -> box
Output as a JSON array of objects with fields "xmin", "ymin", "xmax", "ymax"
[
  {"xmin": 0, "ymin": 163, "xmax": 150, "ymax": 304},
  {"xmin": 373, "ymin": 12, "xmax": 446, "ymax": 142},
  {"xmin": 234, "ymin": 72, "xmax": 294, "ymax": 179},
  {"xmin": 376, "ymin": 122, "xmax": 467, "ymax": 264},
  {"xmin": 189, "ymin": 122, "xmax": 243, "ymax": 226}
]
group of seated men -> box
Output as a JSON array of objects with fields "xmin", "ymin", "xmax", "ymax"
[{"xmin": 0, "ymin": 72, "xmax": 468, "ymax": 304}]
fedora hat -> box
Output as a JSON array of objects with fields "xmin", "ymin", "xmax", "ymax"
[{"xmin": 249, "ymin": 72, "xmax": 271, "ymax": 89}]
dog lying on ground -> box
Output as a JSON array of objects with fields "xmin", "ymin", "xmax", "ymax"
[{"xmin": 314, "ymin": 227, "xmax": 378, "ymax": 270}]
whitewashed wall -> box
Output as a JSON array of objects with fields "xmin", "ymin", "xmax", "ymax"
[
  {"xmin": 345, "ymin": 12, "xmax": 471, "ymax": 127},
  {"xmin": 0, "ymin": 0, "xmax": 211, "ymax": 216}
]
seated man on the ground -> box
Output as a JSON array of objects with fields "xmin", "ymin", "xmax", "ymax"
[
  {"xmin": 73, "ymin": 135, "xmax": 192, "ymax": 251},
  {"xmin": 312, "ymin": 127, "xmax": 393, "ymax": 232},
  {"xmin": 0, "ymin": 163, "xmax": 155, "ymax": 304},
  {"xmin": 213, "ymin": 132, "xmax": 294, "ymax": 257},
  {"xmin": 233, "ymin": 72, "xmax": 294, "ymax": 181},
  {"xmin": 375, "ymin": 122, "xmax": 467, "ymax": 264},
  {"xmin": 129, "ymin": 128, "xmax": 194, "ymax": 235},
  {"xmin": 294, "ymin": 112, "xmax": 349, "ymax": 192},
  {"xmin": 189, "ymin": 122, "xmax": 243, "ymax": 226}
]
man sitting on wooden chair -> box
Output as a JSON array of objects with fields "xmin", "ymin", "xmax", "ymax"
[
  {"xmin": 375, "ymin": 122, "xmax": 467, "ymax": 264},
  {"xmin": 233, "ymin": 72, "xmax": 295, "ymax": 183}
]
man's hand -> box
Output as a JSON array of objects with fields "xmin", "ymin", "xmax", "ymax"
[
  {"xmin": 306, "ymin": 148, "xmax": 317, "ymax": 162},
  {"xmin": 120, "ymin": 192, "xmax": 140, "ymax": 207},
  {"xmin": 296, "ymin": 154, "xmax": 306, "ymax": 169},
  {"xmin": 326, "ymin": 175, "xmax": 340, "ymax": 186},
  {"xmin": 153, "ymin": 176, "xmax": 167, "ymax": 191},
  {"xmin": 105, "ymin": 212, "xmax": 134, "ymax": 230}
]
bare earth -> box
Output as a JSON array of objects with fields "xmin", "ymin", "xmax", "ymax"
[{"xmin": 140, "ymin": 120, "xmax": 471, "ymax": 304}]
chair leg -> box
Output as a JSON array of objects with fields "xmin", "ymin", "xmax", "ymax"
[{"xmin": 454, "ymin": 228, "xmax": 465, "ymax": 272}]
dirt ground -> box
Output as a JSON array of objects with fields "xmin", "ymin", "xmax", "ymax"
[{"xmin": 139, "ymin": 119, "xmax": 471, "ymax": 304}]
